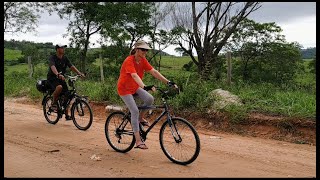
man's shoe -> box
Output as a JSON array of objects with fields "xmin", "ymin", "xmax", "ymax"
[
  {"xmin": 65, "ymin": 115, "xmax": 72, "ymax": 121},
  {"xmin": 50, "ymin": 104, "xmax": 58, "ymax": 113}
]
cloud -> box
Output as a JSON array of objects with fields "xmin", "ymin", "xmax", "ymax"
[
  {"xmin": 280, "ymin": 16, "xmax": 316, "ymax": 48},
  {"xmin": 248, "ymin": 2, "xmax": 316, "ymax": 24}
]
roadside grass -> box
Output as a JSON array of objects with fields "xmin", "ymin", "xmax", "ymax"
[
  {"xmin": 4, "ymin": 55, "xmax": 316, "ymax": 121},
  {"xmin": 4, "ymin": 48, "xmax": 23, "ymax": 61}
]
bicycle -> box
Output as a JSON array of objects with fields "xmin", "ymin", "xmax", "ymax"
[
  {"xmin": 36, "ymin": 74, "xmax": 93, "ymax": 130},
  {"xmin": 104, "ymin": 86, "xmax": 200, "ymax": 165}
]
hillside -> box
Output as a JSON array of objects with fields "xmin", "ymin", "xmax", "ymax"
[{"xmin": 301, "ymin": 47, "xmax": 316, "ymax": 59}]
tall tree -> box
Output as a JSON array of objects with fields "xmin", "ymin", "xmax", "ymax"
[
  {"xmin": 226, "ymin": 18, "xmax": 285, "ymax": 80},
  {"xmin": 57, "ymin": 2, "xmax": 105, "ymax": 73},
  {"xmin": 58, "ymin": 2, "xmax": 153, "ymax": 73},
  {"xmin": 169, "ymin": 2, "xmax": 261, "ymax": 79},
  {"xmin": 4, "ymin": 2, "xmax": 56, "ymax": 33},
  {"xmin": 149, "ymin": 2, "xmax": 176, "ymax": 69}
]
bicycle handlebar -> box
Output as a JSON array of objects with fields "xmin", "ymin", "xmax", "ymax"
[
  {"xmin": 153, "ymin": 85, "xmax": 180, "ymax": 98},
  {"xmin": 66, "ymin": 74, "xmax": 82, "ymax": 81}
]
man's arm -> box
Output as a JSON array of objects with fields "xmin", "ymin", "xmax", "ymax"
[{"xmin": 70, "ymin": 66, "xmax": 85, "ymax": 77}]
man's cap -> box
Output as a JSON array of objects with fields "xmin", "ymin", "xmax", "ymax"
[
  {"xmin": 55, "ymin": 43, "xmax": 67, "ymax": 49},
  {"xmin": 134, "ymin": 40, "xmax": 151, "ymax": 50}
]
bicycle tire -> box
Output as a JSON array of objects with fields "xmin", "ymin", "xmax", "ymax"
[
  {"xmin": 71, "ymin": 99, "xmax": 93, "ymax": 130},
  {"xmin": 159, "ymin": 117, "xmax": 200, "ymax": 165},
  {"xmin": 105, "ymin": 111, "xmax": 135, "ymax": 153},
  {"xmin": 43, "ymin": 96, "xmax": 60, "ymax": 124}
]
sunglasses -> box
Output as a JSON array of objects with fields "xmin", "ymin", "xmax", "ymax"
[{"xmin": 138, "ymin": 48, "xmax": 149, "ymax": 52}]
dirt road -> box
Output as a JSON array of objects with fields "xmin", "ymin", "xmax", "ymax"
[{"xmin": 4, "ymin": 98, "xmax": 316, "ymax": 178}]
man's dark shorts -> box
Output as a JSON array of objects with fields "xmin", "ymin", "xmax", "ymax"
[{"xmin": 47, "ymin": 78, "xmax": 68, "ymax": 93}]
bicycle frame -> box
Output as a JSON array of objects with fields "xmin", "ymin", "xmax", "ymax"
[
  {"xmin": 105, "ymin": 86, "xmax": 200, "ymax": 165},
  {"xmin": 41, "ymin": 75, "xmax": 87, "ymax": 116},
  {"xmin": 120, "ymin": 95, "xmax": 178, "ymax": 142}
]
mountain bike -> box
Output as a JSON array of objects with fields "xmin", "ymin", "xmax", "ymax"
[
  {"xmin": 104, "ymin": 86, "xmax": 200, "ymax": 165},
  {"xmin": 38, "ymin": 74, "xmax": 93, "ymax": 130}
]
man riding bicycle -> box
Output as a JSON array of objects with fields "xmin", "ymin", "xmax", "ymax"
[{"xmin": 47, "ymin": 43, "xmax": 85, "ymax": 120}]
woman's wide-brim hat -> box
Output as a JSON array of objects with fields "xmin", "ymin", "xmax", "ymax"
[{"xmin": 134, "ymin": 40, "xmax": 151, "ymax": 49}]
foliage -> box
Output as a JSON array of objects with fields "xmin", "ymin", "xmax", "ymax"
[
  {"xmin": 168, "ymin": 2, "xmax": 262, "ymax": 79},
  {"xmin": 57, "ymin": 2, "xmax": 153, "ymax": 73},
  {"xmin": 4, "ymin": 48, "xmax": 23, "ymax": 61},
  {"xmin": 4, "ymin": 2, "xmax": 57, "ymax": 33},
  {"xmin": 4, "ymin": 54, "xmax": 316, "ymax": 120},
  {"xmin": 308, "ymin": 56, "xmax": 316, "ymax": 74},
  {"xmin": 231, "ymin": 42, "xmax": 302, "ymax": 84}
]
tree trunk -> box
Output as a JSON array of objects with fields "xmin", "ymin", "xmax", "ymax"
[{"xmin": 197, "ymin": 50, "xmax": 216, "ymax": 80}]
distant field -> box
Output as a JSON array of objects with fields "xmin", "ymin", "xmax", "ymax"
[
  {"xmin": 157, "ymin": 56, "xmax": 192, "ymax": 69},
  {"xmin": 5, "ymin": 63, "xmax": 28, "ymax": 74},
  {"xmin": 4, "ymin": 48, "xmax": 23, "ymax": 61}
]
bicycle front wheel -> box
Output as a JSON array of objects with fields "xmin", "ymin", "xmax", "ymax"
[
  {"xmin": 43, "ymin": 96, "xmax": 60, "ymax": 124},
  {"xmin": 159, "ymin": 117, "xmax": 200, "ymax": 165},
  {"xmin": 71, "ymin": 99, "xmax": 93, "ymax": 130},
  {"xmin": 105, "ymin": 111, "xmax": 135, "ymax": 153}
]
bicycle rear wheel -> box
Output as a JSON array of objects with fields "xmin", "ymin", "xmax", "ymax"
[
  {"xmin": 43, "ymin": 96, "xmax": 60, "ymax": 124},
  {"xmin": 105, "ymin": 111, "xmax": 135, "ymax": 153},
  {"xmin": 71, "ymin": 99, "xmax": 93, "ymax": 130},
  {"xmin": 159, "ymin": 117, "xmax": 200, "ymax": 165}
]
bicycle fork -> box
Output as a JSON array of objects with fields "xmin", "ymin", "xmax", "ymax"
[
  {"xmin": 75, "ymin": 99, "xmax": 84, "ymax": 116},
  {"xmin": 168, "ymin": 118, "xmax": 182, "ymax": 143}
]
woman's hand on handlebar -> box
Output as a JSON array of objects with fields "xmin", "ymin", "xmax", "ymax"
[
  {"xmin": 167, "ymin": 80, "xmax": 179, "ymax": 89},
  {"xmin": 143, "ymin": 85, "xmax": 156, "ymax": 92}
]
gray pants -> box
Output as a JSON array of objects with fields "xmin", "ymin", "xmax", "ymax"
[{"xmin": 120, "ymin": 88, "xmax": 154, "ymax": 132}]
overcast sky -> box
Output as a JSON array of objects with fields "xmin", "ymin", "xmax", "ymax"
[{"xmin": 4, "ymin": 2, "xmax": 316, "ymax": 56}]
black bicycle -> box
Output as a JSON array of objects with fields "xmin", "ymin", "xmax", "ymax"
[
  {"xmin": 104, "ymin": 86, "xmax": 200, "ymax": 165},
  {"xmin": 37, "ymin": 74, "xmax": 93, "ymax": 130}
]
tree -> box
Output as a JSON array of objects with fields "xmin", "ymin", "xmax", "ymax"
[
  {"xmin": 57, "ymin": 2, "xmax": 153, "ymax": 73},
  {"xmin": 169, "ymin": 2, "xmax": 261, "ymax": 79},
  {"xmin": 226, "ymin": 18, "xmax": 285, "ymax": 80},
  {"xmin": 174, "ymin": 47, "xmax": 184, "ymax": 56},
  {"xmin": 252, "ymin": 42, "xmax": 302, "ymax": 84},
  {"xmin": 149, "ymin": 2, "xmax": 176, "ymax": 70},
  {"xmin": 309, "ymin": 55, "xmax": 316, "ymax": 74},
  {"xmin": 57, "ymin": 2, "xmax": 105, "ymax": 74},
  {"xmin": 4, "ymin": 2, "xmax": 57, "ymax": 33}
]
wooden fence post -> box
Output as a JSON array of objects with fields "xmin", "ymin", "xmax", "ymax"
[
  {"xmin": 28, "ymin": 56, "xmax": 33, "ymax": 78},
  {"xmin": 100, "ymin": 54, "xmax": 104, "ymax": 83},
  {"xmin": 226, "ymin": 52, "xmax": 232, "ymax": 85}
]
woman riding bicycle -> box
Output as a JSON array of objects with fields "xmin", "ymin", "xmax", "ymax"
[{"xmin": 117, "ymin": 40, "xmax": 177, "ymax": 150}]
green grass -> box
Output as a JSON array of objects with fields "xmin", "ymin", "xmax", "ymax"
[
  {"xmin": 156, "ymin": 56, "xmax": 193, "ymax": 70},
  {"xmin": 5, "ymin": 63, "xmax": 29, "ymax": 74},
  {"xmin": 4, "ymin": 55, "xmax": 316, "ymax": 121},
  {"xmin": 4, "ymin": 48, "xmax": 23, "ymax": 61}
]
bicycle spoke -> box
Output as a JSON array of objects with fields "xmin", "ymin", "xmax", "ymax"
[
  {"xmin": 105, "ymin": 112, "xmax": 135, "ymax": 153},
  {"xmin": 160, "ymin": 117, "xmax": 200, "ymax": 165}
]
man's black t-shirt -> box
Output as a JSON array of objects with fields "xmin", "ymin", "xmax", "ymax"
[{"xmin": 47, "ymin": 54, "xmax": 73, "ymax": 80}]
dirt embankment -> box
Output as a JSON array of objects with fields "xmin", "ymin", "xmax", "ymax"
[{"xmin": 90, "ymin": 101, "xmax": 316, "ymax": 146}]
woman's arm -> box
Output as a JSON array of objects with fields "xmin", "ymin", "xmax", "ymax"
[
  {"xmin": 131, "ymin": 73, "xmax": 145, "ymax": 88},
  {"xmin": 148, "ymin": 68, "xmax": 169, "ymax": 84}
]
